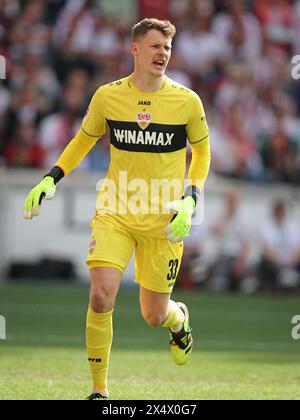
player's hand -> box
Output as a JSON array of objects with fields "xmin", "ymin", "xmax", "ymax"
[
  {"xmin": 23, "ymin": 176, "xmax": 56, "ymax": 219},
  {"xmin": 164, "ymin": 196, "xmax": 195, "ymax": 243}
]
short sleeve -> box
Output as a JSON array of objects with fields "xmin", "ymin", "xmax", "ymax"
[
  {"xmin": 186, "ymin": 93, "xmax": 209, "ymax": 144},
  {"xmin": 81, "ymin": 87, "xmax": 108, "ymax": 138}
]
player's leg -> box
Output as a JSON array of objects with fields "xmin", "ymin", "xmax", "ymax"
[
  {"xmin": 136, "ymin": 236, "xmax": 193, "ymax": 365},
  {"xmin": 139, "ymin": 287, "xmax": 182, "ymax": 329},
  {"xmin": 85, "ymin": 216, "xmax": 136, "ymax": 399},
  {"xmin": 86, "ymin": 266, "xmax": 122, "ymax": 399},
  {"xmin": 139, "ymin": 286, "xmax": 192, "ymax": 365}
]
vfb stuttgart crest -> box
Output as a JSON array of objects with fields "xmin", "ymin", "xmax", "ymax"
[{"xmin": 137, "ymin": 112, "xmax": 151, "ymax": 130}]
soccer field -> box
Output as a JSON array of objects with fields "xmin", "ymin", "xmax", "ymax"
[{"xmin": 0, "ymin": 283, "xmax": 299, "ymax": 400}]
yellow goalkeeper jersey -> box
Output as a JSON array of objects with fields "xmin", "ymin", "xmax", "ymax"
[{"xmin": 62, "ymin": 74, "xmax": 210, "ymax": 238}]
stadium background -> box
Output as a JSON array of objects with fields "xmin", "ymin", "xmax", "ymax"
[{"xmin": 0, "ymin": 0, "xmax": 300, "ymax": 400}]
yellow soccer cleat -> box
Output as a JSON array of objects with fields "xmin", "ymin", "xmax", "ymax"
[{"xmin": 169, "ymin": 302, "xmax": 193, "ymax": 365}]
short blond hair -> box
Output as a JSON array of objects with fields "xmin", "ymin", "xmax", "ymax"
[{"xmin": 132, "ymin": 18, "xmax": 176, "ymax": 41}]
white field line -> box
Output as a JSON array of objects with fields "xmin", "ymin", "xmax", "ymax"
[
  {"xmin": 0, "ymin": 303, "xmax": 293, "ymax": 321},
  {"xmin": 5, "ymin": 334, "xmax": 299, "ymax": 351}
]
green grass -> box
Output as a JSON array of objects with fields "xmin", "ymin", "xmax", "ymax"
[{"xmin": 0, "ymin": 283, "xmax": 300, "ymax": 400}]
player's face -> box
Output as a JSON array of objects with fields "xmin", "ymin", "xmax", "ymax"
[{"xmin": 132, "ymin": 29, "xmax": 172, "ymax": 78}]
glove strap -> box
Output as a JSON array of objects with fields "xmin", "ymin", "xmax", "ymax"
[
  {"xmin": 44, "ymin": 166, "xmax": 65, "ymax": 185},
  {"xmin": 185, "ymin": 185, "xmax": 200, "ymax": 206}
]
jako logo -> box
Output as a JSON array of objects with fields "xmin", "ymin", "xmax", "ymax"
[
  {"xmin": 291, "ymin": 315, "xmax": 300, "ymax": 340},
  {"xmin": 88, "ymin": 358, "xmax": 102, "ymax": 363},
  {"xmin": 138, "ymin": 101, "xmax": 151, "ymax": 106},
  {"xmin": 291, "ymin": 55, "xmax": 300, "ymax": 80},
  {"xmin": 0, "ymin": 315, "xmax": 6, "ymax": 340},
  {"xmin": 0, "ymin": 55, "xmax": 6, "ymax": 80}
]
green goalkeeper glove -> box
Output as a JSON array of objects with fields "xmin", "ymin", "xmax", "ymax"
[
  {"xmin": 23, "ymin": 176, "xmax": 56, "ymax": 219},
  {"xmin": 164, "ymin": 196, "xmax": 196, "ymax": 243}
]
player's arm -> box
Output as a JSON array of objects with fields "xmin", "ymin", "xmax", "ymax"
[
  {"xmin": 185, "ymin": 92, "xmax": 211, "ymax": 201},
  {"xmin": 186, "ymin": 135, "xmax": 210, "ymax": 200},
  {"xmin": 24, "ymin": 88, "xmax": 107, "ymax": 219},
  {"xmin": 165, "ymin": 94, "xmax": 210, "ymax": 243}
]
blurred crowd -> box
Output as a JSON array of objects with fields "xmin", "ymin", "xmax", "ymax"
[
  {"xmin": 179, "ymin": 189, "xmax": 300, "ymax": 293},
  {"xmin": 0, "ymin": 0, "xmax": 300, "ymax": 182}
]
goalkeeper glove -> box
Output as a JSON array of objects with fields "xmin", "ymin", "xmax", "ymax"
[
  {"xmin": 23, "ymin": 176, "xmax": 56, "ymax": 219},
  {"xmin": 164, "ymin": 196, "xmax": 196, "ymax": 243},
  {"xmin": 23, "ymin": 166, "xmax": 64, "ymax": 219}
]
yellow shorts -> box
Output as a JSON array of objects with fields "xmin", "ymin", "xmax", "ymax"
[{"xmin": 86, "ymin": 215, "xmax": 183, "ymax": 293}]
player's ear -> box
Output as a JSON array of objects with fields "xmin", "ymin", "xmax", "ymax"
[{"xmin": 131, "ymin": 42, "xmax": 139, "ymax": 56}]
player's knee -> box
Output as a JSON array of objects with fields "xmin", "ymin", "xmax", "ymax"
[
  {"xmin": 90, "ymin": 289, "xmax": 115, "ymax": 313},
  {"xmin": 142, "ymin": 312, "xmax": 166, "ymax": 328}
]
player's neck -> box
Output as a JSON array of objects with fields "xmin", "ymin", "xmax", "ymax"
[{"xmin": 131, "ymin": 71, "xmax": 165, "ymax": 92}]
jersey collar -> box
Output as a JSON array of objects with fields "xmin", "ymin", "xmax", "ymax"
[{"xmin": 128, "ymin": 74, "xmax": 167, "ymax": 96}]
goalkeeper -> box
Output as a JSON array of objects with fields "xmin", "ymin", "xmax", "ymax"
[{"xmin": 24, "ymin": 18, "xmax": 210, "ymax": 400}]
